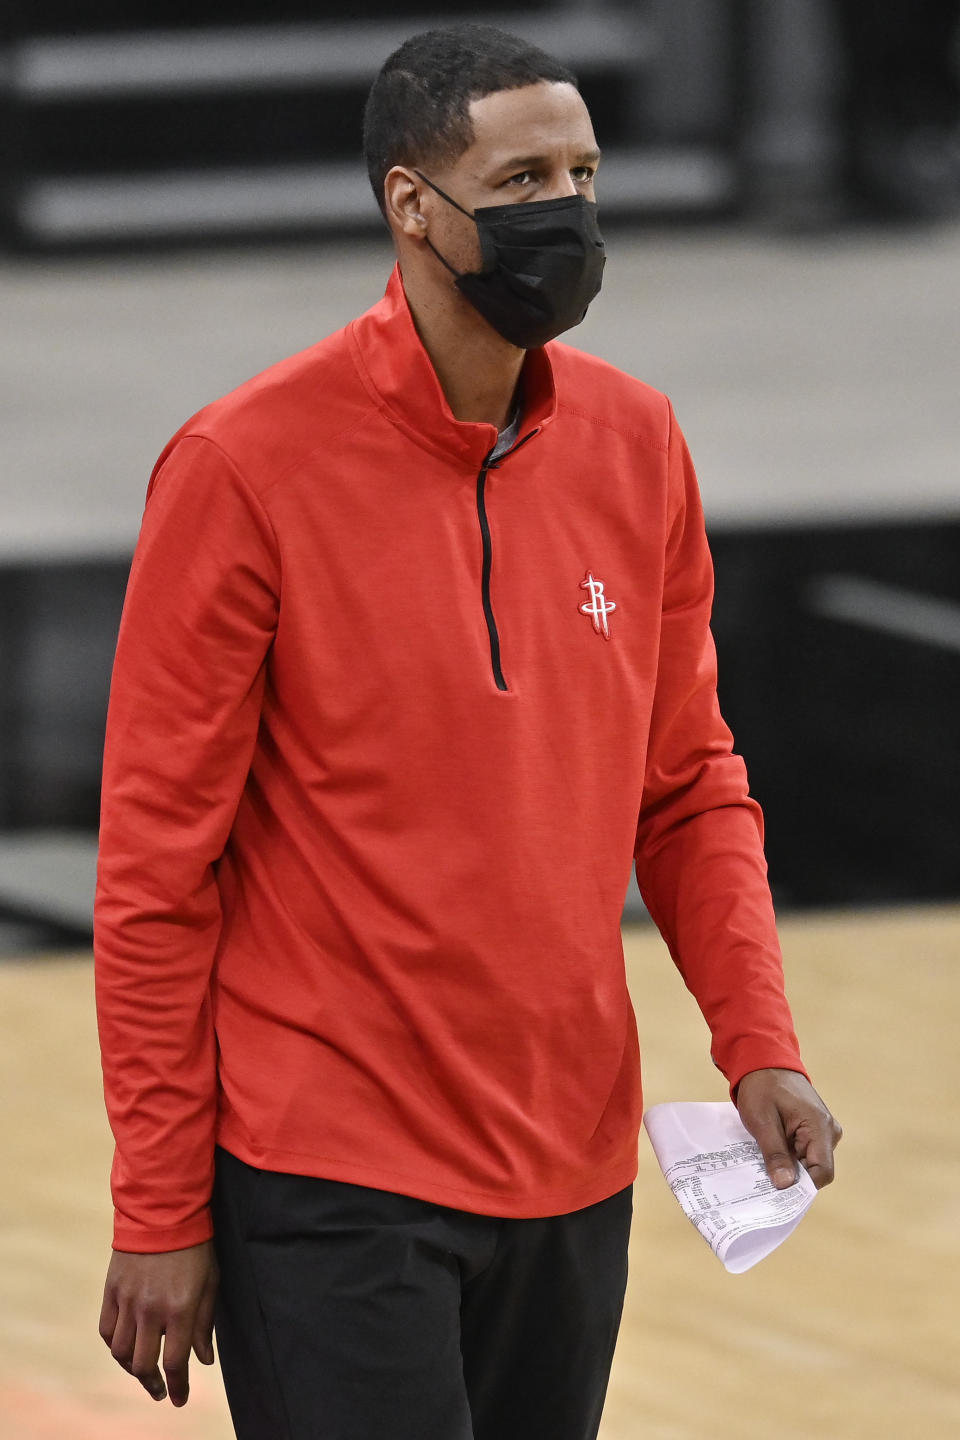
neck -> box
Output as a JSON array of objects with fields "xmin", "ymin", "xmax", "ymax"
[{"xmin": 399, "ymin": 260, "xmax": 525, "ymax": 431}]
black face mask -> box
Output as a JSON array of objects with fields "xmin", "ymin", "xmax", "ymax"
[{"xmin": 415, "ymin": 171, "xmax": 606, "ymax": 350}]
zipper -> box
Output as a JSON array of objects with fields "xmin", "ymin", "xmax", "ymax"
[
  {"xmin": 474, "ymin": 429, "xmax": 538, "ymax": 693},
  {"xmin": 476, "ymin": 456, "xmax": 508, "ymax": 691}
]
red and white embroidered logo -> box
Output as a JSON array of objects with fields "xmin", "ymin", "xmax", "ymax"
[{"xmin": 579, "ymin": 571, "xmax": 616, "ymax": 639}]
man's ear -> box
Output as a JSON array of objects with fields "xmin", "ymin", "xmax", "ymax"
[{"xmin": 383, "ymin": 167, "xmax": 428, "ymax": 239}]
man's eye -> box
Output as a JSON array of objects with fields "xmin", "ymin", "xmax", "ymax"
[
  {"xmin": 572, "ymin": 166, "xmax": 595, "ymax": 183},
  {"xmin": 507, "ymin": 171, "xmax": 535, "ymax": 186}
]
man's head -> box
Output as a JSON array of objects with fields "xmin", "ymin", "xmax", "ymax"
[
  {"xmin": 362, "ymin": 24, "xmax": 579, "ymax": 219},
  {"xmin": 362, "ymin": 26, "xmax": 603, "ymax": 349}
]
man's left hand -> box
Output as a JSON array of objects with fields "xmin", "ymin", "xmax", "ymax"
[{"xmin": 736, "ymin": 1068, "xmax": 842, "ymax": 1191}]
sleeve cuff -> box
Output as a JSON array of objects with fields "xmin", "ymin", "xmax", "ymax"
[
  {"xmin": 714, "ymin": 1043, "xmax": 810, "ymax": 1104},
  {"xmin": 112, "ymin": 1207, "xmax": 214, "ymax": 1254}
]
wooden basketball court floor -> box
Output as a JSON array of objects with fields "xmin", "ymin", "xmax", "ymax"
[{"xmin": 1, "ymin": 903, "xmax": 957, "ymax": 1439}]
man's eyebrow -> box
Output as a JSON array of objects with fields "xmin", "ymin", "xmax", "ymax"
[{"xmin": 496, "ymin": 147, "xmax": 603, "ymax": 171}]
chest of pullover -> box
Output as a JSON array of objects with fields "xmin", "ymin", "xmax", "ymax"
[
  {"xmin": 210, "ymin": 353, "xmax": 664, "ymax": 1202},
  {"xmin": 94, "ymin": 270, "xmax": 805, "ymax": 1250}
]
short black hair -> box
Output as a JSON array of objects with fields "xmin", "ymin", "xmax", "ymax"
[{"xmin": 363, "ymin": 24, "xmax": 578, "ymax": 216}]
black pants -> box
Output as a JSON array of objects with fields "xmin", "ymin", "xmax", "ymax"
[{"xmin": 212, "ymin": 1147, "xmax": 632, "ymax": 1440}]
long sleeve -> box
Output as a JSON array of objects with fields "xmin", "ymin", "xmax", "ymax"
[
  {"xmin": 634, "ymin": 406, "xmax": 807, "ymax": 1092},
  {"xmin": 95, "ymin": 435, "xmax": 280, "ymax": 1252}
]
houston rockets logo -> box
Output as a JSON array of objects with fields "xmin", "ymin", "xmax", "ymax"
[{"xmin": 579, "ymin": 571, "xmax": 616, "ymax": 639}]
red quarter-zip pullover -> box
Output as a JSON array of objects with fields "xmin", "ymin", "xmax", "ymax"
[{"xmin": 95, "ymin": 267, "xmax": 806, "ymax": 1252}]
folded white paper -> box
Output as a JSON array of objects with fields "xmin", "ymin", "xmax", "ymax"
[{"xmin": 643, "ymin": 1100, "xmax": 817, "ymax": 1274}]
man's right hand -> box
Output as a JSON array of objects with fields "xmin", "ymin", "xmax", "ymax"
[{"xmin": 98, "ymin": 1240, "xmax": 219, "ymax": 1406}]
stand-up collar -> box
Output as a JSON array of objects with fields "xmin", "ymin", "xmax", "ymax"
[{"xmin": 348, "ymin": 265, "xmax": 557, "ymax": 469}]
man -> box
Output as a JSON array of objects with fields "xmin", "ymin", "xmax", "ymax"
[{"xmin": 96, "ymin": 24, "xmax": 841, "ymax": 1440}]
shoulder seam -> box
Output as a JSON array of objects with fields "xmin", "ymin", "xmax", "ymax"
[
  {"xmin": 554, "ymin": 400, "xmax": 669, "ymax": 453},
  {"xmin": 260, "ymin": 412, "xmax": 379, "ymax": 500},
  {"xmin": 169, "ymin": 433, "xmax": 283, "ymax": 563},
  {"xmin": 178, "ymin": 406, "xmax": 378, "ymax": 508}
]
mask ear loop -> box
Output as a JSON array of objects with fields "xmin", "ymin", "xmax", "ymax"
[
  {"xmin": 413, "ymin": 170, "xmax": 474, "ymax": 218},
  {"xmin": 423, "ymin": 239, "xmax": 462, "ymax": 279},
  {"xmin": 412, "ymin": 170, "xmax": 475, "ymax": 279}
]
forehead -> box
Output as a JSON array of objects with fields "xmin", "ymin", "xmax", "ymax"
[{"xmin": 459, "ymin": 82, "xmax": 596, "ymax": 171}]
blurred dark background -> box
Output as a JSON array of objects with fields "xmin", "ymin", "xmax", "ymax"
[{"xmin": 1, "ymin": 0, "xmax": 958, "ymax": 946}]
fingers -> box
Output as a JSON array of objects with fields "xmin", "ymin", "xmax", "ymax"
[
  {"xmin": 107, "ymin": 1303, "xmax": 139, "ymax": 1379},
  {"xmin": 98, "ymin": 1287, "xmax": 119, "ymax": 1348},
  {"xmin": 745, "ymin": 1107, "xmax": 798, "ymax": 1189},
  {"xmin": 129, "ymin": 1314, "xmax": 167, "ymax": 1402},
  {"xmin": 105, "ymin": 1297, "xmax": 200, "ymax": 1405},
  {"xmin": 99, "ymin": 1243, "xmax": 218, "ymax": 1406},
  {"xmin": 101, "ymin": 1272, "xmax": 168, "ymax": 1402},
  {"xmin": 799, "ymin": 1114, "xmax": 844, "ymax": 1190},
  {"xmin": 192, "ymin": 1268, "xmax": 218, "ymax": 1367},
  {"xmin": 737, "ymin": 1069, "xmax": 842, "ymax": 1192},
  {"xmin": 162, "ymin": 1317, "xmax": 195, "ymax": 1407}
]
